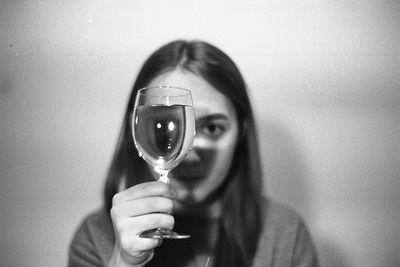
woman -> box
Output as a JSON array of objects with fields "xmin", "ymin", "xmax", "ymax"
[{"xmin": 68, "ymin": 40, "xmax": 319, "ymax": 267}]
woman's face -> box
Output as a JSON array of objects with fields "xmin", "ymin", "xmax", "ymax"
[{"xmin": 147, "ymin": 69, "xmax": 239, "ymax": 214}]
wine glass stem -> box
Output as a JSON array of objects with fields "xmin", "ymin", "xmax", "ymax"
[{"xmin": 158, "ymin": 170, "xmax": 170, "ymax": 184}]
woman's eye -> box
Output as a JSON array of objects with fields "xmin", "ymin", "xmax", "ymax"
[{"xmin": 202, "ymin": 124, "xmax": 225, "ymax": 137}]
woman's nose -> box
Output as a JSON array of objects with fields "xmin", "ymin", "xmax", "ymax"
[
  {"xmin": 184, "ymin": 147, "xmax": 201, "ymax": 162},
  {"xmin": 184, "ymin": 136, "xmax": 204, "ymax": 162}
]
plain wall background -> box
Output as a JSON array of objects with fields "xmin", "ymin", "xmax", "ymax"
[{"xmin": 0, "ymin": 1, "xmax": 399, "ymax": 266}]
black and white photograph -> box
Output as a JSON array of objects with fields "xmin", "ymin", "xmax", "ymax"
[{"xmin": 0, "ymin": 1, "xmax": 399, "ymax": 266}]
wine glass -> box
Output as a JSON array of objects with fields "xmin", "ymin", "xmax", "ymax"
[{"xmin": 131, "ymin": 85, "xmax": 196, "ymax": 239}]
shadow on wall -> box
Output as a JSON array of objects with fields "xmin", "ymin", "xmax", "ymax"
[
  {"xmin": 260, "ymin": 118, "xmax": 310, "ymax": 213},
  {"xmin": 259, "ymin": 119, "xmax": 349, "ymax": 267}
]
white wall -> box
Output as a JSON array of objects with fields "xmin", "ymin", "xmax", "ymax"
[{"xmin": 1, "ymin": 1, "xmax": 399, "ymax": 266}]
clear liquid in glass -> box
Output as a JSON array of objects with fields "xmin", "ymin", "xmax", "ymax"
[{"xmin": 133, "ymin": 104, "xmax": 195, "ymax": 174}]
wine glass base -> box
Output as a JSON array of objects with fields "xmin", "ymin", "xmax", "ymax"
[{"xmin": 140, "ymin": 228, "xmax": 191, "ymax": 239}]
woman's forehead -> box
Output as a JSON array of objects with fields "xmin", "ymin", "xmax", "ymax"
[
  {"xmin": 192, "ymin": 93, "xmax": 234, "ymax": 118},
  {"xmin": 148, "ymin": 70, "xmax": 235, "ymax": 115}
]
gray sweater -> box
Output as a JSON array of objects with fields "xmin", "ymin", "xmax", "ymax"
[{"xmin": 68, "ymin": 198, "xmax": 318, "ymax": 267}]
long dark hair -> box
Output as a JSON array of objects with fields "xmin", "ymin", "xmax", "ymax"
[{"xmin": 104, "ymin": 40, "xmax": 264, "ymax": 267}]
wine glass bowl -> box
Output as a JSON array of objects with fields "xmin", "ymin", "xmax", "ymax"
[{"xmin": 132, "ymin": 86, "xmax": 196, "ymax": 239}]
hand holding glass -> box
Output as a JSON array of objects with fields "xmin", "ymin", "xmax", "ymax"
[{"xmin": 132, "ymin": 86, "xmax": 195, "ymax": 239}]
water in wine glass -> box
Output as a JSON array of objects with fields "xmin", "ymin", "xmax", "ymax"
[{"xmin": 133, "ymin": 104, "xmax": 195, "ymax": 174}]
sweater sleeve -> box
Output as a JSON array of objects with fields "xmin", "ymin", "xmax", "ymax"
[
  {"xmin": 290, "ymin": 221, "xmax": 319, "ymax": 267},
  {"xmin": 68, "ymin": 218, "xmax": 104, "ymax": 267}
]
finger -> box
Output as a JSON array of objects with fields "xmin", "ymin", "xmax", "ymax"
[
  {"xmin": 134, "ymin": 238, "xmax": 162, "ymax": 252},
  {"xmin": 119, "ymin": 235, "xmax": 160, "ymax": 258},
  {"xmin": 111, "ymin": 196, "xmax": 175, "ymax": 217},
  {"xmin": 114, "ymin": 213, "xmax": 175, "ymax": 240},
  {"xmin": 113, "ymin": 181, "xmax": 178, "ymax": 203},
  {"xmin": 133, "ymin": 249, "xmax": 155, "ymax": 265},
  {"xmin": 131, "ymin": 213, "xmax": 175, "ymax": 234},
  {"xmin": 118, "ymin": 222, "xmax": 166, "ymax": 254}
]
